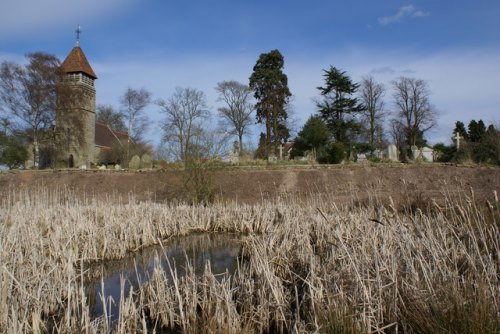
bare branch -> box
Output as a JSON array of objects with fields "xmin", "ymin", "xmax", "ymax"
[
  {"xmin": 215, "ymin": 80, "xmax": 254, "ymax": 155},
  {"xmin": 157, "ymin": 87, "xmax": 210, "ymax": 161},
  {"xmin": 390, "ymin": 76, "xmax": 437, "ymax": 148}
]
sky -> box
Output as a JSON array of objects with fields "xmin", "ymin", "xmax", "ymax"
[{"xmin": 1, "ymin": 0, "xmax": 499, "ymax": 147}]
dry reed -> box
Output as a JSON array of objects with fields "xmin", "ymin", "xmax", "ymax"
[{"xmin": 0, "ymin": 185, "xmax": 498, "ymax": 333}]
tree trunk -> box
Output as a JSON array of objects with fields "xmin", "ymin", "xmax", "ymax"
[
  {"xmin": 238, "ymin": 134, "xmax": 244, "ymax": 157},
  {"xmin": 33, "ymin": 139, "xmax": 39, "ymax": 169},
  {"xmin": 265, "ymin": 114, "xmax": 271, "ymax": 158}
]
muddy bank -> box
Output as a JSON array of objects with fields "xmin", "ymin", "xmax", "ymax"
[{"xmin": 0, "ymin": 164, "xmax": 498, "ymax": 205}]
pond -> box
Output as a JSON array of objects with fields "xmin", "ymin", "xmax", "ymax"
[{"xmin": 84, "ymin": 233, "xmax": 242, "ymax": 324}]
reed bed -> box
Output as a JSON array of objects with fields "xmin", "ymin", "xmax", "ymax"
[{"xmin": 0, "ymin": 186, "xmax": 498, "ymax": 333}]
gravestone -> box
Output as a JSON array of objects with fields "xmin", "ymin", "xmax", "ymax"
[
  {"xmin": 373, "ymin": 149, "xmax": 383, "ymax": 159},
  {"xmin": 141, "ymin": 153, "xmax": 152, "ymax": 169},
  {"xmin": 411, "ymin": 145, "xmax": 421, "ymax": 160},
  {"xmin": 114, "ymin": 164, "xmax": 121, "ymax": 170},
  {"xmin": 387, "ymin": 144, "xmax": 398, "ymax": 162},
  {"xmin": 268, "ymin": 153, "xmax": 277, "ymax": 163},
  {"xmin": 227, "ymin": 149, "xmax": 239, "ymax": 164},
  {"xmin": 99, "ymin": 165, "xmax": 106, "ymax": 170},
  {"xmin": 357, "ymin": 153, "xmax": 368, "ymax": 163},
  {"xmin": 129, "ymin": 155, "xmax": 141, "ymax": 170},
  {"xmin": 421, "ymin": 147, "xmax": 434, "ymax": 162}
]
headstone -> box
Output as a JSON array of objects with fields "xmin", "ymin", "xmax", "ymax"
[
  {"xmin": 141, "ymin": 153, "xmax": 152, "ymax": 169},
  {"xmin": 421, "ymin": 147, "xmax": 434, "ymax": 162},
  {"xmin": 227, "ymin": 150, "xmax": 239, "ymax": 164},
  {"xmin": 268, "ymin": 153, "xmax": 277, "ymax": 163},
  {"xmin": 79, "ymin": 164, "xmax": 87, "ymax": 170},
  {"xmin": 99, "ymin": 165, "xmax": 106, "ymax": 170},
  {"xmin": 129, "ymin": 155, "xmax": 141, "ymax": 170},
  {"xmin": 411, "ymin": 145, "xmax": 421, "ymax": 160},
  {"xmin": 387, "ymin": 144, "xmax": 398, "ymax": 162},
  {"xmin": 356, "ymin": 153, "xmax": 368, "ymax": 163},
  {"xmin": 114, "ymin": 164, "xmax": 121, "ymax": 170},
  {"xmin": 373, "ymin": 149, "xmax": 382, "ymax": 159}
]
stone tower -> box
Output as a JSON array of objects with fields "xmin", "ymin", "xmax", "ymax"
[{"xmin": 57, "ymin": 41, "xmax": 97, "ymax": 168}]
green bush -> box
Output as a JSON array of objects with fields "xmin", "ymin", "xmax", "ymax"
[
  {"xmin": 182, "ymin": 157, "xmax": 225, "ymax": 205},
  {"xmin": 325, "ymin": 142, "xmax": 346, "ymax": 164},
  {"xmin": 433, "ymin": 143, "xmax": 455, "ymax": 162},
  {"xmin": 0, "ymin": 134, "xmax": 28, "ymax": 169}
]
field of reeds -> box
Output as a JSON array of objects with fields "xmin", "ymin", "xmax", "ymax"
[{"xmin": 0, "ymin": 185, "xmax": 498, "ymax": 333}]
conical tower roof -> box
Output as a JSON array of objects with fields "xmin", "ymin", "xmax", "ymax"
[{"xmin": 60, "ymin": 46, "xmax": 97, "ymax": 79}]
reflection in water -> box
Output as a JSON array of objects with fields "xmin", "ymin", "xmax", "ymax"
[{"xmin": 84, "ymin": 233, "xmax": 241, "ymax": 323}]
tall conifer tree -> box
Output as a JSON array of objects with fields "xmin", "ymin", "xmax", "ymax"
[
  {"xmin": 249, "ymin": 50, "xmax": 291, "ymax": 157},
  {"xmin": 316, "ymin": 66, "xmax": 364, "ymax": 143}
]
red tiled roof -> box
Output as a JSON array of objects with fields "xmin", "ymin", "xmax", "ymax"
[
  {"xmin": 95, "ymin": 122, "xmax": 128, "ymax": 148},
  {"xmin": 61, "ymin": 46, "xmax": 97, "ymax": 79},
  {"xmin": 283, "ymin": 142, "xmax": 294, "ymax": 152}
]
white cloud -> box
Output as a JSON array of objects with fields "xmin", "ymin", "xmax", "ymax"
[
  {"xmin": 0, "ymin": 0, "xmax": 137, "ymax": 39},
  {"xmin": 413, "ymin": 10, "xmax": 430, "ymax": 18},
  {"xmin": 378, "ymin": 5, "xmax": 429, "ymax": 25},
  {"xmin": 370, "ymin": 66, "xmax": 396, "ymax": 75}
]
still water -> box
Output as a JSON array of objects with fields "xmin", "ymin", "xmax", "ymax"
[{"xmin": 84, "ymin": 233, "xmax": 241, "ymax": 323}]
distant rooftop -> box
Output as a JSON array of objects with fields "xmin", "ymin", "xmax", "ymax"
[{"xmin": 95, "ymin": 122, "xmax": 128, "ymax": 149}]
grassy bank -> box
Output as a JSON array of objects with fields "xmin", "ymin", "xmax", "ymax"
[{"xmin": 0, "ymin": 186, "xmax": 498, "ymax": 333}]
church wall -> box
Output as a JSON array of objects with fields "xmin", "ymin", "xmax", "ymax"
[{"xmin": 56, "ymin": 80, "xmax": 96, "ymax": 168}]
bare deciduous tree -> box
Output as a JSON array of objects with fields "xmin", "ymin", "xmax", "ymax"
[
  {"xmin": 0, "ymin": 52, "xmax": 61, "ymax": 168},
  {"xmin": 96, "ymin": 104, "xmax": 126, "ymax": 132},
  {"xmin": 390, "ymin": 118, "xmax": 407, "ymax": 161},
  {"xmin": 391, "ymin": 76, "xmax": 437, "ymax": 147},
  {"xmin": 120, "ymin": 87, "xmax": 152, "ymax": 141},
  {"xmin": 215, "ymin": 80, "xmax": 253, "ymax": 155},
  {"xmin": 360, "ymin": 75, "xmax": 387, "ymax": 147},
  {"xmin": 157, "ymin": 87, "xmax": 210, "ymax": 161},
  {"xmin": 120, "ymin": 87, "xmax": 152, "ymax": 161}
]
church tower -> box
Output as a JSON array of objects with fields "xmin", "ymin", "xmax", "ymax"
[{"xmin": 57, "ymin": 26, "xmax": 97, "ymax": 168}]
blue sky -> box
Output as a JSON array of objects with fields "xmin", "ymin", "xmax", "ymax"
[{"xmin": 1, "ymin": 0, "xmax": 499, "ymax": 147}]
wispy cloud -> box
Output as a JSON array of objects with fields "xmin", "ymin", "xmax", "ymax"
[
  {"xmin": 0, "ymin": 0, "xmax": 137, "ymax": 39},
  {"xmin": 378, "ymin": 5, "xmax": 429, "ymax": 25},
  {"xmin": 370, "ymin": 66, "xmax": 396, "ymax": 75}
]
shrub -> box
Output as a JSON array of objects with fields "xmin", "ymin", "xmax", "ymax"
[
  {"xmin": 325, "ymin": 142, "xmax": 347, "ymax": 164},
  {"xmin": 0, "ymin": 133, "xmax": 28, "ymax": 169}
]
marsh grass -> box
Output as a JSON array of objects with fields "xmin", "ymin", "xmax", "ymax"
[{"xmin": 0, "ymin": 185, "xmax": 498, "ymax": 333}]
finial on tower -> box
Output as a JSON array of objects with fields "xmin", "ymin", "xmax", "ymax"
[{"xmin": 75, "ymin": 24, "xmax": 82, "ymax": 47}]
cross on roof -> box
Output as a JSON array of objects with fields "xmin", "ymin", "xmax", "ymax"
[{"xmin": 75, "ymin": 25, "xmax": 82, "ymax": 46}]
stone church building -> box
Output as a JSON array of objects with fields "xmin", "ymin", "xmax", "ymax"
[{"xmin": 50, "ymin": 42, "xmax": 127, "ymax": 168}]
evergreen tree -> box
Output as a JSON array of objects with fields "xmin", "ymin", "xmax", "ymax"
[
  {"xmin": 475, "ymin": 124, "xmax": 499, "ymax": 164},
  {"xmin": 249, "ymin": 50, "xmax": 291, "ymax": 158},
  {"xmin": 468, "ymin": 119, "xmax": 486, "ymax": 142},
  {"xmin": 316, "ymin": 66, "xmax": 364, "ymax": 144},
  {"xmin": 292, "ymin": 115, "xmax": 330, "ymax": 160},
  {"xmin": 253, "ymin": 132, "xmax": 267, "ymax": 159},
  {"xmin": 0, "ymin": 131, "xmax": 28, "ymax": 169},
  {"xmin": 453, "ymin": 121, "xmax": 468, "ymax": 140}
]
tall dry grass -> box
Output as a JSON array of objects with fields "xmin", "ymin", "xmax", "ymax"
[{"xmin": 0, "ymin": 185, "xmax": 498, "ymax": 333}]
